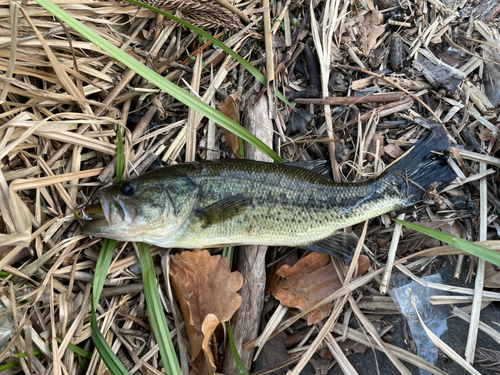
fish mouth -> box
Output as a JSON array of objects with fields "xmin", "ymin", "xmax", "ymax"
[
  {"xmin": 98, "ymin": 191, "xmax": 126, "ymax": 227},
  {"xmin": 82, "ymin": 193, "xmax": 126, "ymax": 237}
]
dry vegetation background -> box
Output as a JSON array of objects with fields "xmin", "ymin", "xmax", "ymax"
[{"xmin": 0, "ymin": 0, "xmax": 500, "ymax": 374}]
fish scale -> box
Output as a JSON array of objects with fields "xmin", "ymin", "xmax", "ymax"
[{"xmin": 171, "ymin": 163, "xmax": 403, "ymax": 249}]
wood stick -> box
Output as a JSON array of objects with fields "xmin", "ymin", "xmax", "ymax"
[
  {"xmin": 222, "ymin": 94, "xmax": 273, "ymax": 374},
  {"xmin": 333, "ymin": 64, "xmax": 445, "ymax": 127},
  {"xmin": 338, "ymin": 97, "xmax": 413, "ymax": 130},
  {"xmin": 293, "ymin": 92, "xmax": 404, "ymax": 105}
]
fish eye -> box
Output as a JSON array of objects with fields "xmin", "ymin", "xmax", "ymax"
[
  {"xmin": 120, "ymin": 181, "xmax": 136, "ymax": 196},
  {"xmin": 75, "ymin": 208, "xmax": 84, "ymax": 219}
]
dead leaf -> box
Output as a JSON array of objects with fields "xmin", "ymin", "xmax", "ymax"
[
  {"xmin": 272, "ymin": 253, "xmax": 370, "ymax": 325},
  {"xmin": 384, "ymin": 144, "xmax": 402, "ymax": 159},
  {"xmin": 331, "ymin": 42, "xmax": 343, "ymax": 62},
  {"xmin": 484, "ymin": 263, "xmax": 500, "ymax": 288},
  {"xmin": 359, "ymin": 10, "xmax": 385, "ymax": 56},
  {"xmin": 375, "ymin": 233, "xmax": 391, "ymax": 248},
  {"xmin": 217, "ymin": 87, "xmax": 242, "ymax": 154},
  {"xmin": 367, "ymin": 133, "xmax": 385, "ymax": 162},
  {"xmin": 253, "ymin": 332, "xmax": 288, "ymax": 375},
  {"xmin": 169, "ymin": 250, "xmax": 244, "ymax": 375},
  {"xmin": 201, "ymin": 314, "xmax": 218, "ymax": 375},
  {"xmin": 266, "ymin": 252, "xmax": 298, "ymax": 294},
  {"xmin": 438, "ymin": 221, "xmax": 463, "ymax": 238},
  {"xmin": 0, "ymin": 245, "xmax": 29, "ymax": 265},
  {"xmin": 479, "ymin": 127, "xmax": 493, "ymax": 142}
]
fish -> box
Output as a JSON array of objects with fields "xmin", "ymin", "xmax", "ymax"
[
  {"xmin": 82, "ymin": 126, "xmax": 456, "ymax": 263},
  {"xmin": 75, "ymin": 203, "xmax": 105, "ymax": 221}
]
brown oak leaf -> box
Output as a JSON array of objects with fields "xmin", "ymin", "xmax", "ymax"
[
  {"xmin": 217, "ymin": 87, "xmax": 242, "ymax": 154},
  {"xmin": 169, "ymin": 250, "xmax": 244, "ymax": 375},
  {"xmin": 272, "ymin": 253, "xmax": 370, "ymax": 325}
]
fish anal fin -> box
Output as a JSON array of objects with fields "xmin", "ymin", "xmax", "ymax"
[
  {"xmin": 300, "ymin": 232, "xmax": 359, "ymax": 263},
  {"xmin": 196, "ymin": 193, "xmax": 253, "ymax": 228}
]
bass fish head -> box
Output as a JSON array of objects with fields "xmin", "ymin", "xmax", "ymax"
[{"xmin": 83, "ymin": 173, "xmax": 199, "ymax": 243}]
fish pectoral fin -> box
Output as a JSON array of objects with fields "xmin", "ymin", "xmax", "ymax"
[
  {"xmin": 195, "ymin": 193, "xmax": 253, "ymax": 228},
  {"xmin": 300, "ymin": 232, "xmax": 359, "ymax": 263}
]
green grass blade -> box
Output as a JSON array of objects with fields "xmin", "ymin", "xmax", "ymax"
[
  {"xmin": 393, "ymin": 219, "xmax": 500, "ymax": 266},
  {"xmin": 0, "ymin": 361, "xmax": 18, "ymax": 371},
  {"xmin": 91, "ymin": 316, "xmax": 130, "ymax": 375},
  {"xmin": 137, "ymin": 242, "xmax": 181, "ymax": 375},
  {"xmin": 14, "ymin": 350, "xmax": 41, "ymax": 359},
  {"xmin": 226, "ymin": 321, "xmax": 249, "ymax": 375},
  {"xmin": 116, "ymin": 124, "xmax": 125, "ymax": 183},
  {"xmin": 221, "ymin": 246, "xmax": 235, "ymax": 268},
  {"xmin": 92, "ymin": 239, "xmax": 117, "ymax": 307},
  {"xmin": 0, "ymin": 350, "xmax": 43, "ymax": 371},
  {"xmin": 122, "ymin": 0, "xmax": 293, "ymax": 108},
  {"xmin": 87, "ymin": 126, "xmax": 133, "ymax": 375},
  {"xmin": 56, "ymin": 338, "xmax": 92, "ymax": 359},
  {"xmin": 91, "ymin": 238, "xmax": 131, "ymax": 375},
  {"xmin": 221, "ymin": 247, "xmax": 248, "ymax": 375},
  {"xmin": 33, "ymin": 0, "xmax": 283, "ymax": 163}
]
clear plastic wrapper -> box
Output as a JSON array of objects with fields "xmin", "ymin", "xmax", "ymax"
[
  {"xmin": 0, "ymin": 301, "xmax": 13, "ymax": 355},
  {"xmin": 392, "ymin": 274, "xmax": 448, "ymax": 375}
]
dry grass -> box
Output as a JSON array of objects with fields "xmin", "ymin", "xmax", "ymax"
[{"xmin": 0, "ymin": 0, "xmax": 500, "ymax": 374}]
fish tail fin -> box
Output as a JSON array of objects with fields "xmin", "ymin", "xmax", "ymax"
[{"xmin": 385, "ymin": 125, "xmax": 456, "ymax": 206}]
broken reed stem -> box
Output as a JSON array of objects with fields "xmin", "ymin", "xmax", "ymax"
[
  {"xmin": 309, "ymin": 1, "xmax": 341, "ymax": 183},
  {"xmin": 444, "ymin": 34, "xmax": 500, "ymax": 66},
  {"xmin": 253, "ymin": 305, "xmax": 288, "ymax": 360},
  {"xmin": 344, "ymin": 221, "xmax": 369, "ymax": 284},
  {"xmin": 214, "ymin": 0, "xmax": 250, "ymax": 23},
  {"xmin": 185, "ymin": 51, "xmax": 203, "ymax": 162},
  {"xmin": 287, "ymin": 294, "xmax": 350, "ymax": 375},
  {"xmin": 349, "ymin": 295, "xmax": 412, "ymax": 375},
  {"xmin": 324, "ymin": 330, "xmax": 359, "ymax": 375},
  {"xmin": 10, "ymin": 168, "xmax": 104, "ymax": 191},
  {"xmin": 330, "ymin": 323, "xmax": 446, "ymax": 374},
  {"xmin": 243, "ymin": 268, "xmax": 385, "ymax": 350},
  {"xmin": 339, "ymin": 97, "xmax": 414, "ymax": 130},
  {"xmin": 262, "ymin": 0, "xmax": 274, "ymax": 85},
  {"xmin": 380, "ymin": 213, "xmax": 405, "ymax": 294},
  {"xmin": 410, "ymin": 292, "xmax": 481, "ymax": 375},
  {"xmin": 396, "ymin": 263, "xmax": 500, "ymax": 300},
  {"xmin": 293, "ymin": 92, "xmax": 404, "ymax": 105},
  {"xmin": 452, "ymin": 307, "xmax": 500, "ymax": 345},
  {"xmin": 284, "ymin": 138, "xmax": 342, "ymax": 145},
  {"xmin": 46, "ymin": 68, "xmax": 137, "ymax": 167},
  {"xmin": 465, "ymin": 161, "xmax": 488, "ymax": 363},
  {"xmin": 333, "ymin": 64, "xmax": 445, "ymax": 126},
  {"xmin": 271, "ymin": 0, "xmax": 292, "ymax": 34}
]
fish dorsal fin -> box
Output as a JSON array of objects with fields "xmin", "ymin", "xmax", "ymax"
[
  {"xmin": 283, "ymin": 160, "xmax": 332, "ymax": 179},
  {"xmin": 300, "ymin": 232, "xmax": 359, "ymax": 263},
  {"xmin": 196, "ymin": 193, "xmax": 253, "ymax": 228}
]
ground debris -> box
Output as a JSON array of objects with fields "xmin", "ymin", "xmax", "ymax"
[{"xmin": 0, "ymin": 0, "xmax": 499, "ymax": 374}]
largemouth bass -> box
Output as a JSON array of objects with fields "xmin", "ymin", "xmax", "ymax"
[{"xmin": 83, "ymin": 126, "xmax": 456, "ymax": 262}]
